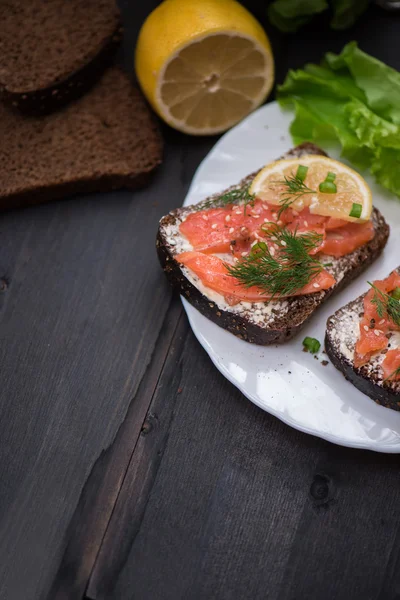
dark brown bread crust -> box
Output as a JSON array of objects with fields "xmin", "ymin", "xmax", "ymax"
[
  {"xmin": 0, "ymin": 1, "xmax": 122, "ymax": 114},
  {"xmin": 325, "ymin": 283, "xmax": 400, "ymax": 411},
  {"xmin": 0, "ymin": 67, "xmax": 163, "ymax": 211},
  {"xmin": 0, "ymin": 172, "xmax": 152, "ymax": 213},
  {"xmin": 157, "ymin": 144, "xmax": 390, "ymax": 345}
]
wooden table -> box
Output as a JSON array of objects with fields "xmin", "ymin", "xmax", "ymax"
[{"xmin": 1, "ymin": 2, "xmax": 400, "ymax": 599}]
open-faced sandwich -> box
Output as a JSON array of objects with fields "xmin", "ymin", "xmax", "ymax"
[
  {"xmin": 157, "ymin": 143, "xmax": 390, "ymax": 344},
  {"xmin": 326, "ymin": 269, "xmax": 400, "ymax": 411}
]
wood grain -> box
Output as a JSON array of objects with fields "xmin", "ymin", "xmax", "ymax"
[
  {"xmin": 1, "ymin": 2, "xmax": 400, "ymax": 600},
  {"xmin": 0, "ymin": 122, "xmax": 212, "ymax": 600},
  {"xmin": 0, "ymin": 188, "xmax": 168, "ymax": 599},
  {"xmin": 48, "ymin": 298, "xmax": 183, "ymax": 600},
  {"xmin": 88, "ymin": 329, "xmax": 400, "ymax": 600},
  {"xmin": 87, "ymin": 311, "xmax": 189, "ymax": 600}
]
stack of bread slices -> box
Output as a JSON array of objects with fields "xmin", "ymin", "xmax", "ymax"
[{"xmin": 0, "ymin": 0, "xmax": 163, "ymax": 211}]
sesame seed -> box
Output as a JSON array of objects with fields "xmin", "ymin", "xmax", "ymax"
[
  {"xmin": 253, "ymin": 215, "xmax": 260, "ymax": 219},
  {"xmin": 229, "ymin": 227, "xmax": 234, "ymax": 233},
  {"xmin": 379, "ymin": 319, "xmax": 386, "ymax": 325},
  {"xmin": 241, "ymin": 252, "xmax": 248, "ymax": 257},
  {"xmin": 264, "ymin": 218, "xmax": 269, "ymax": 223},
  {"xmin": 270, "ymin": 247, "xmax": 275, "ymax": 256},
  {"xmin": 251, "ymin": 240, "xmax": 258, "ymax": 247},
  {"xmin": 292, "ymin": 210, "xmax": 299, "ymax": 216},
  {"xmin": 363, "ymin": 325, "xmax": 369, "ymax": 332},
  {"xmin": 374, "ymin": 329, "xmax": 381, "ymax": 336},
  {"xmin": 271, "ymin": 236, "xmax": 277, "ymax": 241},
  {"xmin": 202, "ymin": 215, "xmax": 208, "ymax": 221},
  {"xmin": 304, "ymin": 220, "xmax": 308, "ymax": 227},
  {"xmin": 277, "ymin": 220, "xmax": 283, "ymax": 226},
  {"xmin": 262, "ymin": 204, "xmax": 269, "ymax": 211},
  {"xmin": 271, "ymin": 212, "xmax": 277, "ymax": 218},
  {"xmin": 225, "ymin": 215, "xmax": 231, "ymax": 222},
  {"xmin": 235, "ymin": 210, "xmax": 242, "ymax": 215},
  {"xmin": 211, "ymin": 223, "xmax": 217, "ymax": 229},
  {"xmin": 313, "ymin": 283, "xmax": 320, "ymax": 288},
  {"xmin": 281, "ymin": 240, "xmax": 287, "ymax": 246},
  {"xmin": 241, "ymin": 226, "xmax": 247, "ymax": 232}
]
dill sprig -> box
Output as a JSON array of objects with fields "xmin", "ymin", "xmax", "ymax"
[
  {"xmin": 384, "ymin": 366, "xmax": 400, "ymax": 383},
  {"xmin": 199, "ymin": 182, "xmax": 255, "ymax": 212},
  {"xmin": 227, "ymin": 224, "xmax": 324, "ymax": 298},
  {"xmin": 369, "ymin": 283, "xmax": 400, "ymax": 327},
  {"xmin": 272, "ymin": 172, "xmax": 316, "ymax": 218}
]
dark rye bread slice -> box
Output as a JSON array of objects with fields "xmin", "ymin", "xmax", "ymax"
[
  {"xmin": 0, "ymin": 0, "xmax": 122, "ymax": 114},
  {"xmin": 0, "ymin": 67, "xmax": 163, "ymax": 211},
  {"xmin": 325, "ymin": 268, "xmax": 400, "ymax": 411},
  {"xmin": 157, "ymin": 143, "xmax": 390, "ymax": 345}
]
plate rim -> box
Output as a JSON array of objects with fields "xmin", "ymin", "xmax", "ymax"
[{"xmin": 180, "ymin": 100, "xmax": 400, "ymax": 454}]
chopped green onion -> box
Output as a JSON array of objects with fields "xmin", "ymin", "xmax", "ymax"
[
  {"xmin": 303, "ymin": 336, "xmax": 321, "ymax": 354},
  {"xmin": 325, "ymin": 172, "xmax": 336, "ymax": 183},
  {"xmin": 391, "ymin": 287, "xmax": 400, "ymax": 301},
  {"xmin": 296, "ymin": 165, "xmax": 308, "ymax": 182},
  {"xmin": 251, "ymin": 241, "xmax": 267, "ymax": 255},
  {"xmin": 319, "ymin": 171, "xmax": 337, "ymax": 193},
  {"xmin": 349, "ymin": 203, "xmax": 362, "ymax": 218},
  {"xmin": 261, "ymin": 222, "xmax": 273, "ymax": 233},
  {"xmin": 319, "ymin": 181, "xmax": 337, "ymax": 194}
]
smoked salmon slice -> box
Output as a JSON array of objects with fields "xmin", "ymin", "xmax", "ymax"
[
  {"xmin": 382, "ymin": 349, "xmax": 400, "ymax": 382},
  {"xmin": 320, "ymin": 221, "xmax": 374, "ymax": 258},
  {"xmin": 177, "ymin": 251, "xmax": 336, "ymax": 305},
  {"xmin": 355, "ymin": 271, "xmax": 400, "ymax": 368},
  {"xmin": 180, "ymin": 199, "xmax": 374, "ymax": 259}
]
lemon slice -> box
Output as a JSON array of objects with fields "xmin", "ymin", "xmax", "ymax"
[
  {"xmin": 250, "ymin": 155, "xmax": 372, "ymax": 223},
  {"xmin": 135, "ymin": 0, "xmax": 274, "ymax": 135}
]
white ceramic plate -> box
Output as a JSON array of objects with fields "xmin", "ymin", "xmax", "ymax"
[{"xmin": 181, "ymin": 101, "xmax": 400, "ymax": 453}]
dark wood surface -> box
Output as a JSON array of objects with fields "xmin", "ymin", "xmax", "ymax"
[{"xmin": 1, "ymin": 2, "xmax": 400, "ymax": 599}]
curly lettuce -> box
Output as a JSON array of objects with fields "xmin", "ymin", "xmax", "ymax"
[{"xmin": 277, "ymin": 43, "xmax": 400, "ymax": 198}]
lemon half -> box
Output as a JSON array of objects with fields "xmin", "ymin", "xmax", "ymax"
[
  {"xmin": 135, "ymin": 0, "xmax": 274, "ymax": 135},
  {"xmin": 250, "ymin": 155, "xmax": 372, "ymax": 223}
]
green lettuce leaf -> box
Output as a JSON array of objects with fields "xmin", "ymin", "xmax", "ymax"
[
  {"xmin": 277, "ymin": 43, "xmax": 400, "ymax": 197},
  {"xmin": 267, "ymin": 0, "xmax": 328, "ymax": 33},
  {"xmin": 326, "ymin": 42, "xmax": 400, "ymax": 124},
  {"xmin": 330, "ymin": 0, "xmax": 370, "ymax": 30},
  {"xmin": 345, "ymin": 100, "xmax": 400, "ymax": 150},
  {"xmin": 371, "ymin": 148, "xmax": 400, "ymax": 198},
  {"xmin": 267, "ymin": 0, "xmax": 369, "ymax": 33}
]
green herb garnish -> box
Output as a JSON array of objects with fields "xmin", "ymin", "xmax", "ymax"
[
  {"xmin": 227, "ymin": 224, "xmax": 323, "ymax": 298},
  {"xmin": 273, "ymin": 168, "xmax": 316, "ymax": 218},
  {"xmin": 369, "ymin": 283, "xmax": 400, "ymax": 327},
  {"xmin": 349, "ymin": 202, "xmax": 362, "ymax": 218},
  {"xmin": 319, "ymin": 171, "xmax": 337, "ymax": 194},
  {"xmin": 392, "ymin": 287, "xmax": 400, "ymax": 301},
  {"xmin": 384, "ymin": 366, "xmax": 400, "ymax": 384},
  {"xmin": 199, "ymin": 183, "xmax": 255, "ymax": 212},
  {"xmin": 296, "ymin": 164, "xmax": 308, "ymax": 182},
  {"xmin": 303, "ymin": 337, "xmax": 321, "ymax": 354}
]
